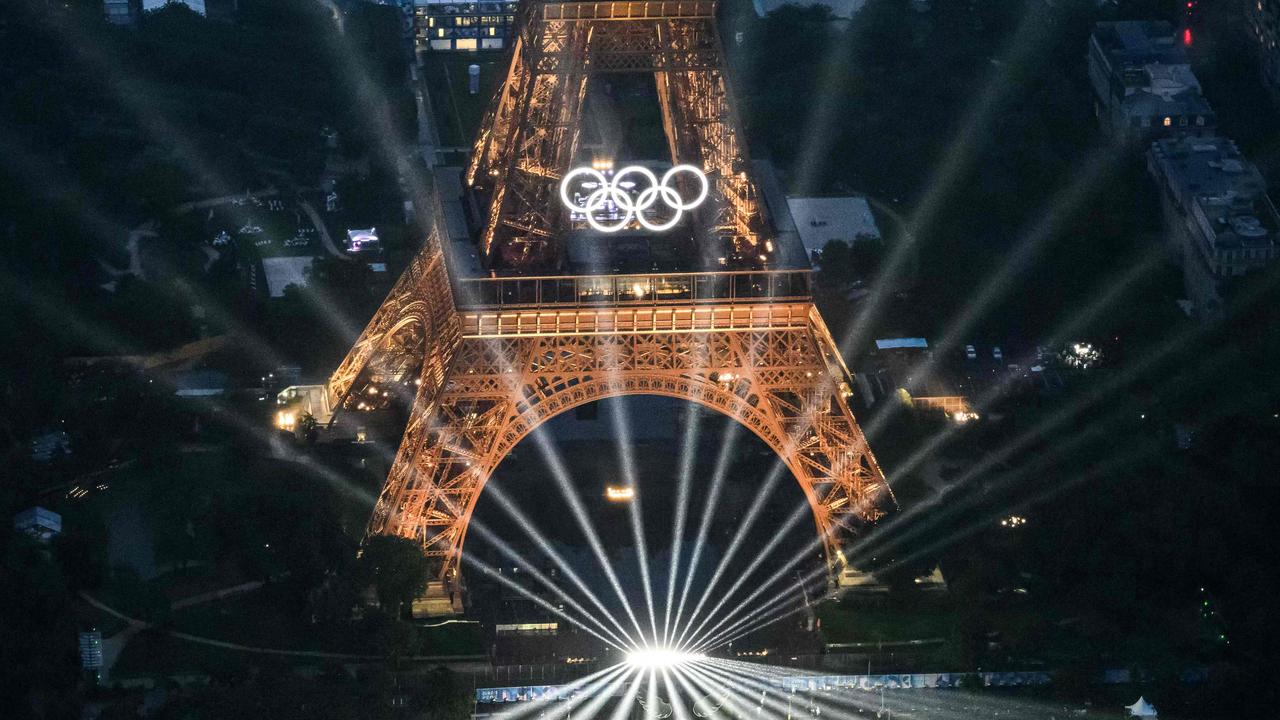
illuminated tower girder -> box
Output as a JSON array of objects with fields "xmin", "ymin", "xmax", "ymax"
[
  {"xmin": 333, "ymin": 272, "xmax": 894, "ymax": 610},
  {"xmin": 328, "ymin": 0, "xmax": 894, "ymax": 615},
  {"xmin": 466, "ymin": 0, "xmax": 767, "ymax": 269}
]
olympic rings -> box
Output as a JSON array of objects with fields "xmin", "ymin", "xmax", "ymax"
[{"xmin": 559, "ymin": 164, "xmax": 709, "ymax": 233}]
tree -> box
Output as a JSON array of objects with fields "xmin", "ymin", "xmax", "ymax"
[
  {"xmin": 0, "ymin": 532, "xmax": 82, "ymax": 719},
  {"xmin": 816, "ymin": 239, "xmax": 886, "ymax": 288},
  {"xmin": 359, "ymin": 535, "xmax": 430, "ymax": 618},
  {"xmin": 110, "ymin": 565, "xmax": 171, "ymax": 624},
  {"xmin": 294, "ymin": 411, "xmax": 318, "ymax": 445},
  {"xmin": 51, "ymin": 509, "xmax": 109, "ymax": 591},
  {"xmin": 415, "ymin": 667, "xmax": 474, "ymax": 720}
]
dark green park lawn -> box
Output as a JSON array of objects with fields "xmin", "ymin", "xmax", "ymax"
[
  {"xmin": 817, "ymin": 600, "xmax": 954, "ymax": 645},
  {"xmin": 421, "ymin": 52, "xmax": 505, "ymax": 148}
]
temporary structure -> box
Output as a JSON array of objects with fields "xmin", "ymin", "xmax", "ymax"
[{"xmin": 1126, "ymin": 697, "xmax": 1158, "ymax": 717}]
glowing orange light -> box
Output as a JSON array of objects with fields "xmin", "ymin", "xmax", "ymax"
[{"xmin": 605, "ymin": 485, "xmax": 635, "ymax": 502}]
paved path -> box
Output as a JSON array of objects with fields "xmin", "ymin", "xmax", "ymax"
[
  {"xmin": 298, "ymin": 198, "xmax": 350, "ymax": 261},
  {"xmin": 410, "ymin": 59, "xmax": 444, "ymax": 168},
  {"xmin": 79, "ymin": 590, "xmax": 487, "ymax": 666},
  {"xmin": 98, "ymin": 223, "xmax": 157, "ymax": 288},
  {"xmin": 169, "ymin": 579, "xmax": 265, "ymax": 611},
  {"xmin": 172, "ymin": 186, "xmax": 278, "ymax": 215}
]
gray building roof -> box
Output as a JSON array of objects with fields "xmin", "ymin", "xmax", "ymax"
[
  {"xmin": 14, "ymin": 506, "xmax": 62, "ymax": 534},
  {"xmin": 785, "ymin": 196, "xmax": 882, "ymax": 256},
  {"xmin": 1092, "ymin": 21, "xmax": 1187, "ymax": 73},
  {"xmin": 1088, "ymin": 21, "xmax": 1214, "ymax": 133},
  {"xmin": 171, "ymin": 370, "xmax": 230, "ymax": 397},
  {"xmin": 1149, "ymin": 135, "xmax": 1278, "ymax": 253}
]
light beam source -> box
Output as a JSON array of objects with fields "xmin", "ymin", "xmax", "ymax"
[{"xmin": 625, "ymin": 647, "xmax": 708, "ymax": 669}]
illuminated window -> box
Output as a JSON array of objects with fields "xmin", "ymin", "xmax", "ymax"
[
  {"xmin": 456, "ymin": 38, "xmax": 478, "ymax": 50},
  {"xmin": 428, "ymin": 16, "xmax": 434, "ymax": 26},
  {"xmin": 1163, "ymin": 117, "xmax": 1172, "ymax": 127},
  {"xmin": 437, "ymin": 28, "xmax": 445, "ymax": 37},
  {"xmin": 489, "ymin": 26, "xmax": 497, "ymax": 36}
]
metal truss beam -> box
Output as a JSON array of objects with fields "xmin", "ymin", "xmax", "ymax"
[
  {"xmin": 467, "ymin": 0, "xmax": 768, "ymax": 270},
  {"xmin": 365, "ymin": 306, "xmax": 892, "ymax": 585},
  {"xmin": 326, "ymin": 205, "xmax": 460, "ymax": 415},
  {"xmin": 333, "ymin": 0, "xmax": 894, "ymax": 614}
]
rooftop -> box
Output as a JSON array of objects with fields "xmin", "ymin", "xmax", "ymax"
[
  {"xmin": 875, "ymin": 338, "xmax": 928, "ymax": 350},
  {"xmin": 1092, "ymin": 21, "xmax": 1187, "ymax": 72},
  {"xmin": 1150, "ymin": 135, "xmax": 1278, "ymax": 251},
  {"xmin": 261, "ymin": 256, "xmax": 314, "ymax": 298},
  {"xmin": 444, "ymin": 159, "xmax": 811, "ymax": 288},
  {"xmin": 785, "ymin": 196, "xmax": 882, "ymax": 255},
  {"xmin": 1122, "ymin": 85, "xmax": 1214, "ymax": 119}
]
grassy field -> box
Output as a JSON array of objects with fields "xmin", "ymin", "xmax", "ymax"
[
  {"xmin": 112, "ymin": 630, "xmax": 244, "ymax": 679},
  {"xmin": 112, "ymin": 622, "xmax": 486, "ymax": 681},
  {"xmin": 169, "ymin": 588, "xmax": 485, "ymax": 657},
  {"xmin": 817, "ymin": 600, "xmax": 954, "ymax": 645},
  {"xmin": 75, "ymin": 451, "xmax": 246, "ymax": 578},
  {"xmin": 74, "ymin": 598, "xmax": 131, "ymax": 640},
  {"xmin": 421, "ymin": 52, "xmax": 506, "ymax": 148}
]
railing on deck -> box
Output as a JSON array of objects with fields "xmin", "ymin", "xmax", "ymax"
[
  {"xmin": 452, "ymin": 269, "xmax": 811, "ymax": 310},
  {"xmin": 540, "ymin": 0, "xmax": 717, "ymax": 21}
]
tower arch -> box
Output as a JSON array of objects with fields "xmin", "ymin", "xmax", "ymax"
[
  {"xmin": 364, "ymin": 314, "xmax": 894, "ymax": 607},
  {"xmin": 325, "ymin": 0, "xmax": 898, "ymax": 616}
]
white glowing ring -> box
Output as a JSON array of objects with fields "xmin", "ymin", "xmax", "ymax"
[
  {"xmin": 635, "ymin": 184, "xmax": 684, "ymax": 231},
  {"xmin": 559, "ymin": 163, "xmax": 709, "ymax": 233},
  {"xmin": 560, "ymin": 166, "xmax": 608, "ymax": 211},
  {"xmin": 582, "ymin": 186, "xmax": 631, "ymax": 233},
  {"xmin": 664, "ymin": 164, "xmax": 710, "ymax": 209},
  {"xmin": 610, "ymin": 165, "xmax": 658, "ymax": 213}
]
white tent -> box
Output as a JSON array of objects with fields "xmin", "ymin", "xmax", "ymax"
[{"xmin": 1126, "ymin": 696, "xmax": 1158, "ymax": 717}]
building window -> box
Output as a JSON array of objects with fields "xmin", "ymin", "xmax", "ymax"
[
  {"xmin": 1163, "ymin": 117, "xmax": 1172, "ymax": 127},
  {"xmin": 489, "ymin": 26, "xmax": 497, "ymax": 36},
  {"xmin": 1196, "ymin": 116, "xmax": 1205, "ymax": 126},
  {"xmin": 456, "ymin": 38, "xmax": 478, "ymax": 50}
]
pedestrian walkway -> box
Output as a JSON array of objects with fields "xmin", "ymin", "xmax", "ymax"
[{"xmin": 78, "ymin": 589, "xmax": 487, "ymax": 676}]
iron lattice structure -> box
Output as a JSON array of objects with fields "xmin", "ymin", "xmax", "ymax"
[
  {"xmin": 328, "ymin": 0, "xmax": 894, "ymax": 612},
  {"xmin": 466, "ymin": 0, "xmax": 768, "ymax": 268},
  {"xmin": 333, "ymin": 284, "xmax": 894, "ymax": 593}
]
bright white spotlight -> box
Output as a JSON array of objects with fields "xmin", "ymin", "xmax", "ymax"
[{"xmin": 626, "ymin": 647, "xmax": 707, "ymax": 669}]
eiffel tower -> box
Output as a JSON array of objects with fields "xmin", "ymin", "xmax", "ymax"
[{"xmin": 325, "ymin": 0, "xmax": 894, "ymax": 616}]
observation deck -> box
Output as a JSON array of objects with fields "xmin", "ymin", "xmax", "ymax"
[{"xmin": 435, "ymin": 160, "xmax": 811, "ymax": 337}]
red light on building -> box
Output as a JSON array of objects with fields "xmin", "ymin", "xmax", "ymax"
[{"xmin": 1183, "ymin": 27, "xmax": 1193, "ymax": 46}]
